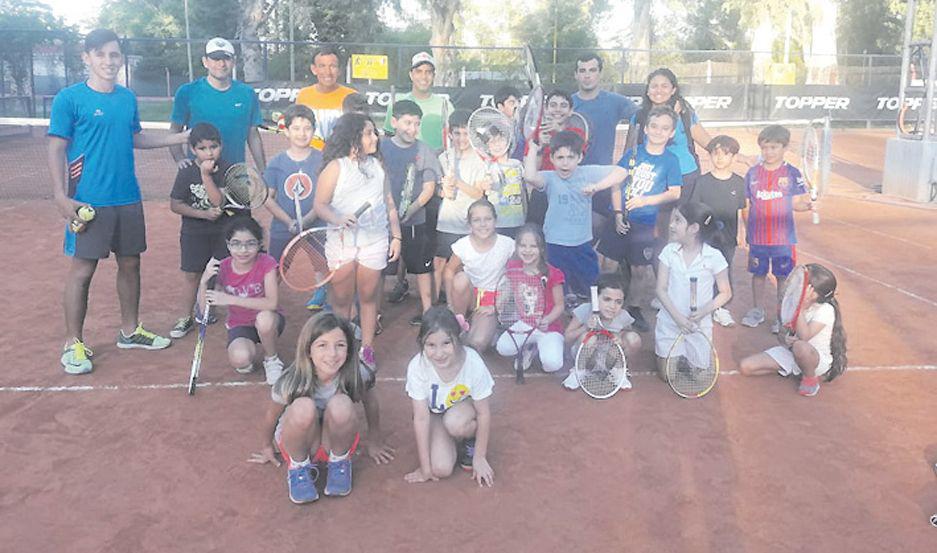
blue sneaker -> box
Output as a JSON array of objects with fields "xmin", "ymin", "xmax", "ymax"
[
  {"xmin": 287, "ymin": 464, "xmax": 319, "ymax": 504},
  {"xmin": 324, "ymin": 458, "xmax": 353, "ymax": 496},
  {"xmin": 305, "ymin": 287, "xmax": 328, "ymax": 311}
]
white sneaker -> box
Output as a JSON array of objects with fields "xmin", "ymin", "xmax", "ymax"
[
  {"xmin": 650, "ymin": 298, "xmax": 662, "ymax": 311},
  {"xmin": 562, "ymin": 371, "xmax": 579, "ymax": 390},
  {"xmin": 263, "ymin": 355, "xmax": 285, "ymax": 385},
  {"xmin": 741, "ymin": 307, "xmax": 766, "ymax": 328},
  {"xmin": 619, "ymin": 371, "xmax": 633, "ymax": 390},
  {"xmin": 713, "ymin": 307, "xmax": 736, "ymax": 327},
  {"xmin": 770, "ymin": 320, "xmax": 781, "ymax": 334}
]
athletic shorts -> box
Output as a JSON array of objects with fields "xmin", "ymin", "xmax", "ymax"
[
  {"xmin": 596, "ymin": 221, "xmax": 657, "ymax": 266},
  {"xmin": 64, "ymin": 202, "xmax": 146, "ymax": 259},
  {"xmin": 473, "ymin": 288, "xmax": 497, "ymax": 308},
  {"xmin": 180, "ymin": 232, "xmax": 229, "ymax": 273},
  {"xmin": 590, "ymin": 188, "xmax": 612, "ymax": 215},
  {"xmin": 329, "ymin": 236, "xmax": 388, "ymax": 272},
  {"xmin": 385, "ymin": 224, "xmax": 434, "ymax": 275},
  {"xmin": 765, "ymin": 345, "xmax": 831, "ymax": 378},
  {"xmin": 748, "ymin": 245, "xmax": 795, "ymax": 277},
  {"xmin": 227, "ymin": 312, "xmax": 286, "ymax": 345},
  {"xmin": 527, "ymin": 189, "xmax": 548, "ymax": 226},
  {"xmin": 434, "ymin": 231, "xmax": 465, "ymax": 260}
]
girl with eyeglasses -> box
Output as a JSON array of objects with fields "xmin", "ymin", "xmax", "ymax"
[{"xmin": 199, "ymin": 217, "xmax": 285, "ymax": 384}]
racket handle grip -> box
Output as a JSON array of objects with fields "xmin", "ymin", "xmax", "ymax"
[{"xmin": 354, "ymin": 202, "xmax": 371, "ymax": 217}]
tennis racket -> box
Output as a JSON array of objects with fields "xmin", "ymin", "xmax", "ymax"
[
  {"xmin": 260, "ymin": 111, "xmax": 286, "ymax": 133},
  {"xmin": 398, "ymin": 162, "xmax": 417, "ymax": 221},
  {"xmin": 187, "ymin": 272, "xmax": 216, "ymax": 396},
  {"xmin": 468, "ymin": 107, "xmax": 515, "ymax": 191},
  {"xmin": 495, "ymin": 267, "xmax": 546, "ymax": 384},
  {"xmin": 779, "ymin": 264, "xmax": 810, "ymax": 337},
  {"xmin": 575, "ymin": 286, "xmax": 629, "ymax": 399},
  {"xmin": 665, "ymin": 277, "xmax": 719, "ymax": 398},
  {"xmin": 284, "ymin": 170, "xmax": 314, "ymax": 233},
  {"xmin": 801, "ymin": 124, "xmax": 821, "ymax": 224},
  {"xmin": 440, "ymin": 101, "xmax": 456, "ymax": 200},
  {"xmin": 519, "ymin": 86, "xmax": 544, "ymax": 145},
  {"xmin": 540, "ymin": 111, "xmax": 590, "ymax": 147},
  {"xmin": 222, "ymin": 163, "xmax": 268, "ymax": 215},
  {"xmin": 278, "ymin": 202, "xmax": 371, "ymax": 292}
]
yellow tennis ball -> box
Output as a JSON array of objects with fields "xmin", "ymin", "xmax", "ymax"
[{"xmin": 77, "ymin": 205, "xmax": 95, "ymax": 222}]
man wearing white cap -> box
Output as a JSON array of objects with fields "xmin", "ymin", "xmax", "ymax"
[
  {"xmin": 169, "ymin": 37, "xmax": 265, "ymax": 170},
  {"xmin": 383, "ymin": 52, "xmax": 454, "ymax": 151}
]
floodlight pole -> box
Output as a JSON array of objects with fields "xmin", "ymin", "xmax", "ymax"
[{"xmin": 183, "ymin": 0, "xmax": 193, "ymax": 82}]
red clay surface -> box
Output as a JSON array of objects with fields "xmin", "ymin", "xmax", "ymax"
[{"xmin": 1, "ymin": 127, "xmax": 937, "ymax": 552}]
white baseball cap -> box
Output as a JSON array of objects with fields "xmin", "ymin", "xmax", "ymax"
[
  {"xmin": 411, "ymin": 52, "xmax": 435, "ymax": 70},
  {"xmin": 205, "ymin": 37, "xmax": 235, "ymax": 58}
]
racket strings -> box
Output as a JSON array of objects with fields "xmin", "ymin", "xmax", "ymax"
[
  {"xmin": 576, "ymin": 335, "xmax": 626, "ymax": 398},
  {"xmin": 468, "ymin": 108, "xmax": 516, "ymax": 157},
  {"xmin": 225, "ymin": 166, "xmax": 268, "ymax": 208},
  {"xmin": 280, "ymin": 231, "xmax": 334, "ymax": 291},
  {"xmin": 666, "ymin": 338, "xmax": 719, "ymax": 398}
]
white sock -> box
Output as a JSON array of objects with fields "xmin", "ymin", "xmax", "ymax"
[
  {"xmin": 289, "ymin": 456, "xmax": 311, "ymax": 469},
  {"xmin": 328, "ymin": 449, "xmax": 349, "ymax": 462}
]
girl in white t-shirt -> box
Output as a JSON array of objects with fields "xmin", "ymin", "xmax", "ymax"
[
  {"xmin": 405, "ymin": 307, "xmax": 495, "ymax": 487},
  {"xmin": 248, "ymin": 313, "xmax": 395, "ymax": 504},
  {"xmin": 740, "ymin": 263, "xmax": 847, "ymax": 397},
  {"xmin": 444, "ymin": 199, "xmax": 515, "ymax": 352},
  {"xmin": 655, "ymin": 202, "xmax": 732, "ymax": 382},
  {"xmin": 314, "ymin": 113, "xmax": 403, "ymax": 373}
]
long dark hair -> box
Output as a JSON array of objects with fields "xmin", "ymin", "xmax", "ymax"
[
  {"xmin": 675, "ymin": 201, "xmax": 728, "ymax": 252},
  {"xmin": 319, "ymin": 113, "xmax": 380, "ymax": 175},
  {"xmin": 630, "ymin": 68, "xmax": 696, "ymax": 154},
  {"xmin": 806, "ymin": 264, "xmax": 847, "ymax": 381}
]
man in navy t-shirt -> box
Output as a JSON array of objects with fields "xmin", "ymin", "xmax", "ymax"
[
  {"xmin": 572, "ymin": 52, "xmax": 639, "ymax": 166},
  {"xmin": 49, "ymin": 29, "xmax": 189, "ymax": 375},
  {"xmin": 169, "ymin": 37, "xmax": 265, "ymax": 169}
]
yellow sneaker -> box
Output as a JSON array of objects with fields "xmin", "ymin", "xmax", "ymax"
[{"xmin": 61, "ymin": 340, "xmax": 93, "ymax": 375}]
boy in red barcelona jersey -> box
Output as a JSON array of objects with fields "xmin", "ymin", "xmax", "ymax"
[{"xmin": 740, "ymin": 125, "xmax": 813, "ymax": 333}]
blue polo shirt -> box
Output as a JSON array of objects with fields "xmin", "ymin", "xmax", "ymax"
[
  {"xmin": 170, "ymin": 78, "xmax": 262, "ymax": 163},
  {"xmin": 48, "ymin": 82, "xmax": 142, "ymax": 206},
  {"xmin": 572, "ymin": 90, "xmax": 639, "ymax": 165}
]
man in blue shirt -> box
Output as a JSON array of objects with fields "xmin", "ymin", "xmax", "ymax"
[
  {"xmin": 49, "ymin": 29, "xmax": 189, "ymax": 375},
  {"xmin": 169, "ymin": 37, "xmax": 265, "ymax": 170},
  {"xmin": 572, "ymin": 52, "xmax": 639, "ymax": 166}
]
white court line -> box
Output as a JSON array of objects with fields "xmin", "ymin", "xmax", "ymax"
[
  {"xmin": 823, "ymin": 217, "xmax": 934, "ymax": 251},
  {"xmin": 799, "ymin": 249, "xmax": 937, "ymax": 309},
  {"xmin": 2, "ymin": 365, "xmax": 935, "ymax": 393}
]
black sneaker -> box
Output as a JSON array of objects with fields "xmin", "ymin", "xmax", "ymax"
[
  {"xmin": 409, "ymin": 313, "xmax": 423, "ymax": 326},
  {"xmin": 627, "ymin": 306, "xmax": 650, "ymax": 333},
  {"xmin": 458, "ymin": 437, "xmax": 475, "ymax": 472},
  {"xmin": 388, "ymin": 279, "xmax": 410, "ymax": 304}
]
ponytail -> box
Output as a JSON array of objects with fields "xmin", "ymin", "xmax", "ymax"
[
  {"xmin": 807, "ymin": 264, "xmax": 847, "ymax": 381},
  {"xmin": 677, "ymin": 201, "xmax": 729, "ymax": 252}
]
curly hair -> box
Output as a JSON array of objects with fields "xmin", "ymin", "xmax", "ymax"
[{"xmin": 319, "ymin": 113, "xmax": 380, "ymax": 174}]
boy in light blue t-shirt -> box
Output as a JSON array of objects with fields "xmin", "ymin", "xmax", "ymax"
[{"xmin": 523, "ymin": 130, "xmax": 611, "ymax": 301}]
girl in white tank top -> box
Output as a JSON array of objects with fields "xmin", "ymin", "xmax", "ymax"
[{"xmin": 313, "ymin": 114, "xmax": 403, "ymax": 374}]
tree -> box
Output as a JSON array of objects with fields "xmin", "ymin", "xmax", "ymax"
[
  {"xmin": 838, "ymin": 0, "xmax": 901, "ymax": 54},
  {"xmin": 423, "ymin": 0, "xmax": 460, "ymax": 86},
  {"xmin": 0, "ymin": 0, "xmax": 75, "ymax": 102},
  {"xmin": 678, "ymin": 0, "xmax": 746, "ymax": 51}
]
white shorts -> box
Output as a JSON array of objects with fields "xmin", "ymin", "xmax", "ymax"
[
  {"xmin": 327, "ymin": 233, "xmax": 388, "ymax": 272},
  {"xmin": 765, "ymin": 345, "xmax": 831, "ymax": 378},
  {"xmin": 495, "ymin": 324, "xmax": 565, "ymax": 373}
]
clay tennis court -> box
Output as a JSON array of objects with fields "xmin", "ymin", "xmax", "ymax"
[{"xmin": 1, "ymin": 125, "xmax": 935, "ymax": 552}]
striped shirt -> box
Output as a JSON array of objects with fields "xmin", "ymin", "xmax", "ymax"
[{"xmin": 744, "ymin": 162, "xmax": 807, "ymax": 246}]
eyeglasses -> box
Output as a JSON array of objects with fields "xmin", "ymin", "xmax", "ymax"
[{"xmin": 227, "ymin": 240, "xmax": 260, "ymax": 251}]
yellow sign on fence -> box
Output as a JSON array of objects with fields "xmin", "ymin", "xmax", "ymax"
[
  {"xmin": 351, "ymin": 54, "xmax": 389, "ymax": 80},
  {"xmin": 766, "ymin": 63, "xmax": 796, "ymax": 85}
]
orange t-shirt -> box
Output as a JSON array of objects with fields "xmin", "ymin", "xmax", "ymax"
[{"xmin": 295, "ymin": 84, "xmax": 356, "ymax": 150}]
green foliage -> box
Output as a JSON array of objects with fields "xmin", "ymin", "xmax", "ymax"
[
  {"xmin": 839, "ymin": 0, "xmax": 902, "ymax": 54},
  {"xmin": 889, "ymin": 0, "xmax": 935, "ymax": 42},
  {"xmin": 0, "ymin": 1, "xmax": 77, "ymax": 96},
  {"xmin": 678, "ymin": 0, "xmax": 747, "ymax": 51}
]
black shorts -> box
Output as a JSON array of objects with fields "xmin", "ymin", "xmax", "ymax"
[
  {"xmin": 434, "ymin": 230, "xmax": 465, "ymax": 260},
  {"xmin": 64, "ymin": 202, "xmax": 146, "ymax": 259},
  {"xmin": 180, "ymin": 231, "xmax": 230, "ymax": 273},
  {"xmin": 527, "ymin": 189, "xmax": 548, "ymax": 226},
  {"xmin": 227, "ymin": 312, "xmax": 286, "ymax": 345},
  {"xmin": 590, "ymin": 188, "xmax": 613, "ymax": 215},
  {"xmin": 596, "ymin": 220, "xmax": 657, "ymax": 266},
  {"xmin": 385, "ymin": 223, "xmax": 434, "ymax": 275}
]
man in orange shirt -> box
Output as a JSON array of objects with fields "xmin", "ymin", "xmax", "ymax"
[{"xmin": 295, "ymin": 47, "xmax": 356, "ymax": 150}]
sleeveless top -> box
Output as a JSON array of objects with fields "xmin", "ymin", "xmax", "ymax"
[{"xmin": 332, "ymin": 156, "xmax": 389, "ymax": 246}]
